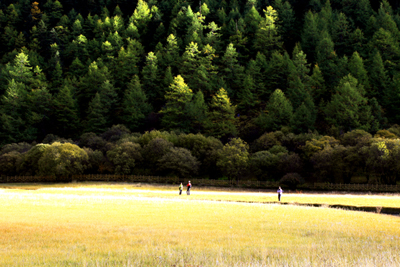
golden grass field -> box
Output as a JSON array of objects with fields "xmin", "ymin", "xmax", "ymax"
[{"xmin": 0, "ymin": 183, "xmax": 399, "ymax": 266}]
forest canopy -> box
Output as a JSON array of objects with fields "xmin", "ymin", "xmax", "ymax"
[{"xmin": 1, "ymin": 0, "xmax": 400, "ymax": 184}]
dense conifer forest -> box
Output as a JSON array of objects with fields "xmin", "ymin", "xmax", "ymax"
[{"xmin": 1, "ymin": 0, "xmax": 400, "ymax": 184}]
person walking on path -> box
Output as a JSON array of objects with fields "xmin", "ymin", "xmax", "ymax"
[
  {"xmin": 179, "ymin": 183, "xmax": 183, "ymax": 195},
  {"xmin": 277, "ymin": 186, "xmax": 283, "ymax": 201},
  {"xmin": 187, "ymin": 181, "xmax": 192, "ymax": 195}
]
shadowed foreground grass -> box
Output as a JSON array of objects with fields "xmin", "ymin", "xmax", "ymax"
[{"xmin": 0, "ymin": 184, "xmax": 399, "ymax": 266}]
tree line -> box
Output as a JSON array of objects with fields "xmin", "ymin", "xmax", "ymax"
[
  {"xmin": 1, "ymin": 126, "xmax": 400, "ymax": 185},
  {"xmin": 1, "ymin": 0, "xmax": 400, "ymax": 184}
]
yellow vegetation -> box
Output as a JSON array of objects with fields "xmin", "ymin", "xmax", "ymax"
[{"xmin": 0, "ymin": 184, "xmax": 399, "ymax": 266}]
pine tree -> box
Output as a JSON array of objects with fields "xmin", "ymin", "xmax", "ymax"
[
  {"xmin": 98, "ymin": 80, "xmax": 118, "ymax": 125},
  {"xmin": 301, "ymin": 11, "xmax": 319, "ymax": 63},
  {"xmin": 274, "ymin": 0, "xmax": 296, "ymax": 51},
  {"xmin": 163, "ymin": 34, "xmax": 180, "ymax": 72},
  {"xmin": 237, "ymin": 74, "xmax": 256, "ymax": 113},
  {"xmin": 78, "ymin": 61, "xmax": 111, "ymax": 115},
  {"xmin": 256, "ymin": 89, "xmax": 293, "ymax": 132},
  {"xmin": 142, "ymin": 51, "xmax": 161, "ymax": 107},
  {"xmin": 220, "ymin": 43, "xmax": 245, "ymax": 98},
  {"xmin": 324, "ymin": 75, "xmax": 373, "ymax": 132},
  {"xmin": 50, "ymin": 61, "xmax": 63, "ymax": 94},
  {"xmin": 68, "ymin": 57, "xmax": 86, "ymax": 78},
  {"xmin": 206, "ymin": 88, "xmax": 237, "ymax": 138},
  {"xmin": 120, "ymin": 75, "xmax": 152, "ymax": 131},
  {"xmin": 130, "ymin": 0, "xmax": 153, "ymax": 36},
  {"xmin": 348, "ymin": 51, "xmax": 370, "ymax": 96},
  {"xmin": 186, "ymin": 90, "xmax": 209, "ymax": 133},
  {"xmin": 254, "ymin": 6, "xmax": 282, "ymax": 57},
  {"xmin": 84, "ymin": 93, "xmax": 107, "ymax": 134},
  {"xmin": 161, "ymin": 75, "xmax": 193, "ymax": 131},
  {"xmin": 368, "ymin": 51, "xmax": 389, "ymax": 104},
  {"xmin": 263, "ymin": 51, "xmax": 289, "ymax": 100},
  {"xmin": 52, "ymin": 85, "xmax": 80, "ymax": 138},
  {"xmin": 368, "ymin": 28, "xmax": 400, "ymax": 76},
  {"xmin": 332, "ymin": 12, "xmax": 351, "ymax": 56},
  {"xmin": 290, "ymin": 101, "xmax": 315, "ymax": 134},
  {"xmin": 316, "ymin": 31, "xmax": 339, "ymax": 89}
]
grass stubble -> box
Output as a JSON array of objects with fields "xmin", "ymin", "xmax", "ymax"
[{"xmin": 0, "ymin": 184, "xmax": 399, "ymax": 266}]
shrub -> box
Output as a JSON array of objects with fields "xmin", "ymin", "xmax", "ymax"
[
  {"xmin": 107, "ymin": 142, "xmax": 142, "ymax": 174},
  {"xmin": 101, "ymin": 124, "xmax": 131, "ymax": 142},
  {"xmin": 157, "ymin": 147, "xmax": 200, "ymax": 177},
  {"xmin": 280, "ymin": 173, "xmax": 305, "ymax": 188},
  {"xmin": 78, "ymin": 132, "xmax": 107, "ymax": 151},
  {"xmin": 251, "ymin": 132, "xmax": 280, "ymax": 152},
  {"xmin": 17, "ymin": 144, "xmax": 50, "ymax": 175},
  {"xmin": 137, "ymin": 130, "xmax": 179, "ymax": 146},
  {"xmin": 374, "ymin": 130, "xmax": 397, "ymax": 139},
  {"xmin": 0, "ymin": 142, "xmax": 32, "ymax": 155},
  {"xmin": 38, "ymin": 142, "xmax": 89, "ymax": 176},
  {"xmin": 0, "ymin": 151, "xmax": 22, "ymax": 176},
  {"xmin": 142, "ymin": 138, "xmax": 174, "ymax": 166}
]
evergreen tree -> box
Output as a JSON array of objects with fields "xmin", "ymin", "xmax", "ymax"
[
  {"xmin": 256, "ymin": 89, "xmax": 293, "ymax": 132},
  {"xmin": 141, "ymin": 51, "xmax": 161, "ymax": 107},
  {"xmin": 206, "ymin": 88, "xmax": 237, "ymax": 139},
  {"xmin": 130, "ymin": 0, "xmax": 153, "ymax": 37},
  {"xmin": 186, "ymin": 90, "xmax": 209, "ymax": 133},
  {"xmin": 77, "ymin": 61, "xmax": 111, "ymax": 115},
  {"xmin": 220, "ymin": 43, "xmax": 245, "ymax": 98},
  {"xmin": 332, "ymin": 12, "xmax": 351, "ymax": 56},
  {"xmin": 274, "ymin": 0, "xmax": 296, "ymax": 51},
  {"xmin": 120, "ymin": 75, "xmax": 152, "ymax": 131},
  {"xmin": 308, "ymin": 64, "xmax": 326, "ymax": 104},
  {"xmin": 316, "ymin": 31, "xmax": 339, "ymax": 89},
  {"xmin": 291, "ymin": 101, "xmax": 315, "ymax": 134},
  {"xmin": 163, "ymin": 34, "xmax": 180, "ymax": 72},
  {"xmin": 324, "ymin": 75, "xmax": 374, "ymax": 132},
  {"xmin": 348, "ymin": 51, "xmax": 370, "ymax": 96},
  {"xmin": 301, "ymin": 11, "xmax": 319, "ymax": 63},
  {"xmin": 50, "ymin": 61, "xmax": 63, "ymax": 93},
  {"xmin": 84, "ymin": 93, "xmax": 107, "ymax": 134},
  {"xmin": 368, "ymin": 51, "xmax": 389, "ymax": 104},
  {"xmin": 368, "ymin": 28, "xmax": 400, "ymax": 76},
  {"xmin": 161, "ymin": 75, "xmax": 194, "ymax": 132},
  {"xmin": 98, "ymin": 80, "xmax": 118, "ymax": 125},
  {"xmin": 52, "ymin": 85, "xmax": 80, "ymax": 138},
  {"xmin": 254, "ymin": 6, "xmax": 282, "ymax": 57}
]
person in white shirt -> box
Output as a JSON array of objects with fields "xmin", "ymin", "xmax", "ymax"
[{"xmin": 277, "ymin": 186, "xmax": 283, "ymax": 201}]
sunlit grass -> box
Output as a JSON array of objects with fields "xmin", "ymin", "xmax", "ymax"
[
  {"xmin": 0, "ymin": 185, "xmax": 399, "ymax": 266},
  {"xmin": 2, "ymin": 182, "xmax": 399, "ymax": 208}
]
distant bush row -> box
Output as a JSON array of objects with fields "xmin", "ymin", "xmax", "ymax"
[{"xmin": 1, "ymin": 124, "xmax": 400, "ymax": 185}]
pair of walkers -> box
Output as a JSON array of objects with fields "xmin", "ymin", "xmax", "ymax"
[{"xmin": 179, "ymin": 181, "xmax": 192, "ymax": 195}]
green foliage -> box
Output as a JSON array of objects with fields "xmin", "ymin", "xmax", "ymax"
[
  {"xmin": 256, "ymin": 89, "xmax": 293, "ymax": 132},
  {"xmin": 120, "ymin": 75, "xmax": 152, "ymax": 131},
  {"xmin": 157, "ymin": 147, "xmax": 200, "ymax": 177},
  {"xmin": 38, "ymin": 142, "xmax": 88, "ymax": 176},
  {"xmin": 107, "ymin": 141, "xmax": 142, "ymax": 174},
  {"xmin": 17, "ymin": 144, "xmax": 50, "ymax": 175},
  {"xmin": 161, "ymin": 75, "xmax": 193, "ymax": 131},
  {"xmin": 206, "ymin": 88, "xmax": 237, "ymax": 139},
  {"xmin": 217, "ymin": 138, "xmax": 249, "ymax": 181},
  {"xmin": 1, "ymin": 0, "xmax": 400, "ymax": 184},
  {"xmin": 324, "ymin": 75, "xmax": 375, "ymax": 132}
]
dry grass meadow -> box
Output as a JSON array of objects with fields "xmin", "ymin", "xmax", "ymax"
[{"xmin": 0, "ymin": 183, "xmax": 399, "ymax": 266}]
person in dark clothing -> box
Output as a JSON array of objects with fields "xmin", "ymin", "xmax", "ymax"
[{"xmin": 187, "ymin": 181, "xmax": 192, "ymax": 195}]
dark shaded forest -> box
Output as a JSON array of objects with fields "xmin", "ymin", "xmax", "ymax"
[{"xmin": 1, "ymin": 0, "xmax": 400, "ymax": 184}]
